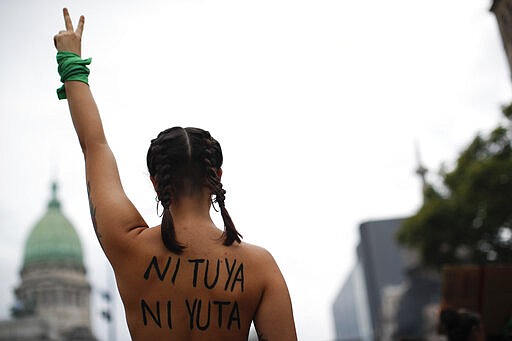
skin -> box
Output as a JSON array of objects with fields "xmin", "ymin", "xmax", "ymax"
[{"xmin": 54, "ymin": 8, "xmax": 297, "ymax": 341}]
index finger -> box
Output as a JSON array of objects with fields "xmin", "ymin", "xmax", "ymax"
[
  {"xmin": 75, "ymin": 15, "xmax": 85, "ymax": 36},
  {"xmin": 63, "ymin": 8, "xmax": 74, "ymax": 31}
]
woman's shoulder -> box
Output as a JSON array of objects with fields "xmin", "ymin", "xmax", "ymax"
[
  {"xmin": 231, "ymin": 241, "xmax": 280, "ymax": 272},
  {"xmin": 236, "ymin": 241, "xmax": 272, "ymax": 258}
]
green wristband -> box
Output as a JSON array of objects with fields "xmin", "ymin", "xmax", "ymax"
[{"xmin": 56, "ymin": 51, "xmax": 92, "ymax": 100}]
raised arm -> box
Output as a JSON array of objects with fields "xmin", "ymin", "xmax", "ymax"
[{"xmin": 54, "ymin": 8, "xmax": 147, "ymax": 260}]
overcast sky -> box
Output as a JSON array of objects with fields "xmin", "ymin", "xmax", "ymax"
[{"xmin": 0, "ymin": 0, "xmax": 510, "ymax": 340}]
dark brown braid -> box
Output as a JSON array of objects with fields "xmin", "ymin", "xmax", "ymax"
[
  {"xmin": 201, "ymin": 130, "xmax": 242, "ymax": 245},
  {"xmin": 147, "ymin": 127, "xmax": 189, "ymax": 253},
  {"xmin": 147, "ymin": 127, "xmax": 242, "ymax": 253}
]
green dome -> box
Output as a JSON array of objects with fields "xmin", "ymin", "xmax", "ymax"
[{"xmin": 23, "ymin": 182, "xmax": 84, "ymax": 267}]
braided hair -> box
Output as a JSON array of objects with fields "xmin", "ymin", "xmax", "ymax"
[{"xmin": 147, "ymin": 127, "xmax": 242, "ymax": 253}]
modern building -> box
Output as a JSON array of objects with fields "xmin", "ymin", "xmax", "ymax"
[
  {"xmin": 332, "ymin": 218, "xmax": 409, "ymax": 341},
  {"xmin": 332, "ymin": 255, "xmax": 372, "ymax": 341},
  {"xmin": 333, "ymin": 217, "xmax": 443, "ymax": 340},
  {"xmin": 357, "ymin": 218, "xmax": 408, "ymax": 338},
  {"xmin": 0, "ymin": 183, "xmax": 96, "ymax": 341}
]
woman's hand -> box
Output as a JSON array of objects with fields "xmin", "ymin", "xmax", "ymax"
[{"xmin": 53, "ymin": 8, "xmax": 84, "ymax": 56}]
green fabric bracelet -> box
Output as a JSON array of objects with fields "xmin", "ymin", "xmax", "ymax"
[{"xmin": 56, "ymin": 51, "xmax": 92, "ymax": 100}]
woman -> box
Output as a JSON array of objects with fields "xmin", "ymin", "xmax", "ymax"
[{"xmin": 54, "ymin": 8, "xmax": 297, "ymax": 341}]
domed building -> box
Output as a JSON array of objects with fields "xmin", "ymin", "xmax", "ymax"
[{"xmin": 0, "ymin": 182, "xmax": 97, "ymax": 341}]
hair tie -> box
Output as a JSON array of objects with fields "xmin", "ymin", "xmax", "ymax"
[{"xmin": 56, "ymin": 51, "xmax": 92, "ymax": 100}]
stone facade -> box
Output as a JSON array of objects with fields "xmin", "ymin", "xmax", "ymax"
[
  {"xmin": 491, "ymin": 0, "xmax": 512, "ymax": 77},
  {"xmin": 15, "ymin": 264, "xmax": 92, "ymax": 336},
  {"xmin": 0, "ymin": 183, "xmax": 96, "ymax": 341}
]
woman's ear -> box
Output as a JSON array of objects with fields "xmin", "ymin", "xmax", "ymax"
[
  {"xmin": 150, "ymin": 176, "xmax": 158, "ymax": 193},
  {"xmin": 217, "ymin": 168, "xmax": 223, "ymax": 179}
]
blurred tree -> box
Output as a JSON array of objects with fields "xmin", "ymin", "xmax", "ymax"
[{"xmin": 397, "ymin": 104, "xmax": 512, "ymax": 269}]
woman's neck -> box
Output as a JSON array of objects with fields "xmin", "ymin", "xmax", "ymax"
[{"xmin": 168, "ymin": 194, "xmax": 219, "ymax": 235}]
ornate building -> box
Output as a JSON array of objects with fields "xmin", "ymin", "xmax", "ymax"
[
  {"xmin": 492, "ymin": 0, "xmax": 512, "ymax": 77},
  {"xmin": 0, "ymin": 183, "xmax": 96, "ymax": 341}
]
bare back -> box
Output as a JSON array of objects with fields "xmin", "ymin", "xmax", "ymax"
[{"xmin": 110, "ymin": 226, "xmax": 294, "ymax": 341}]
